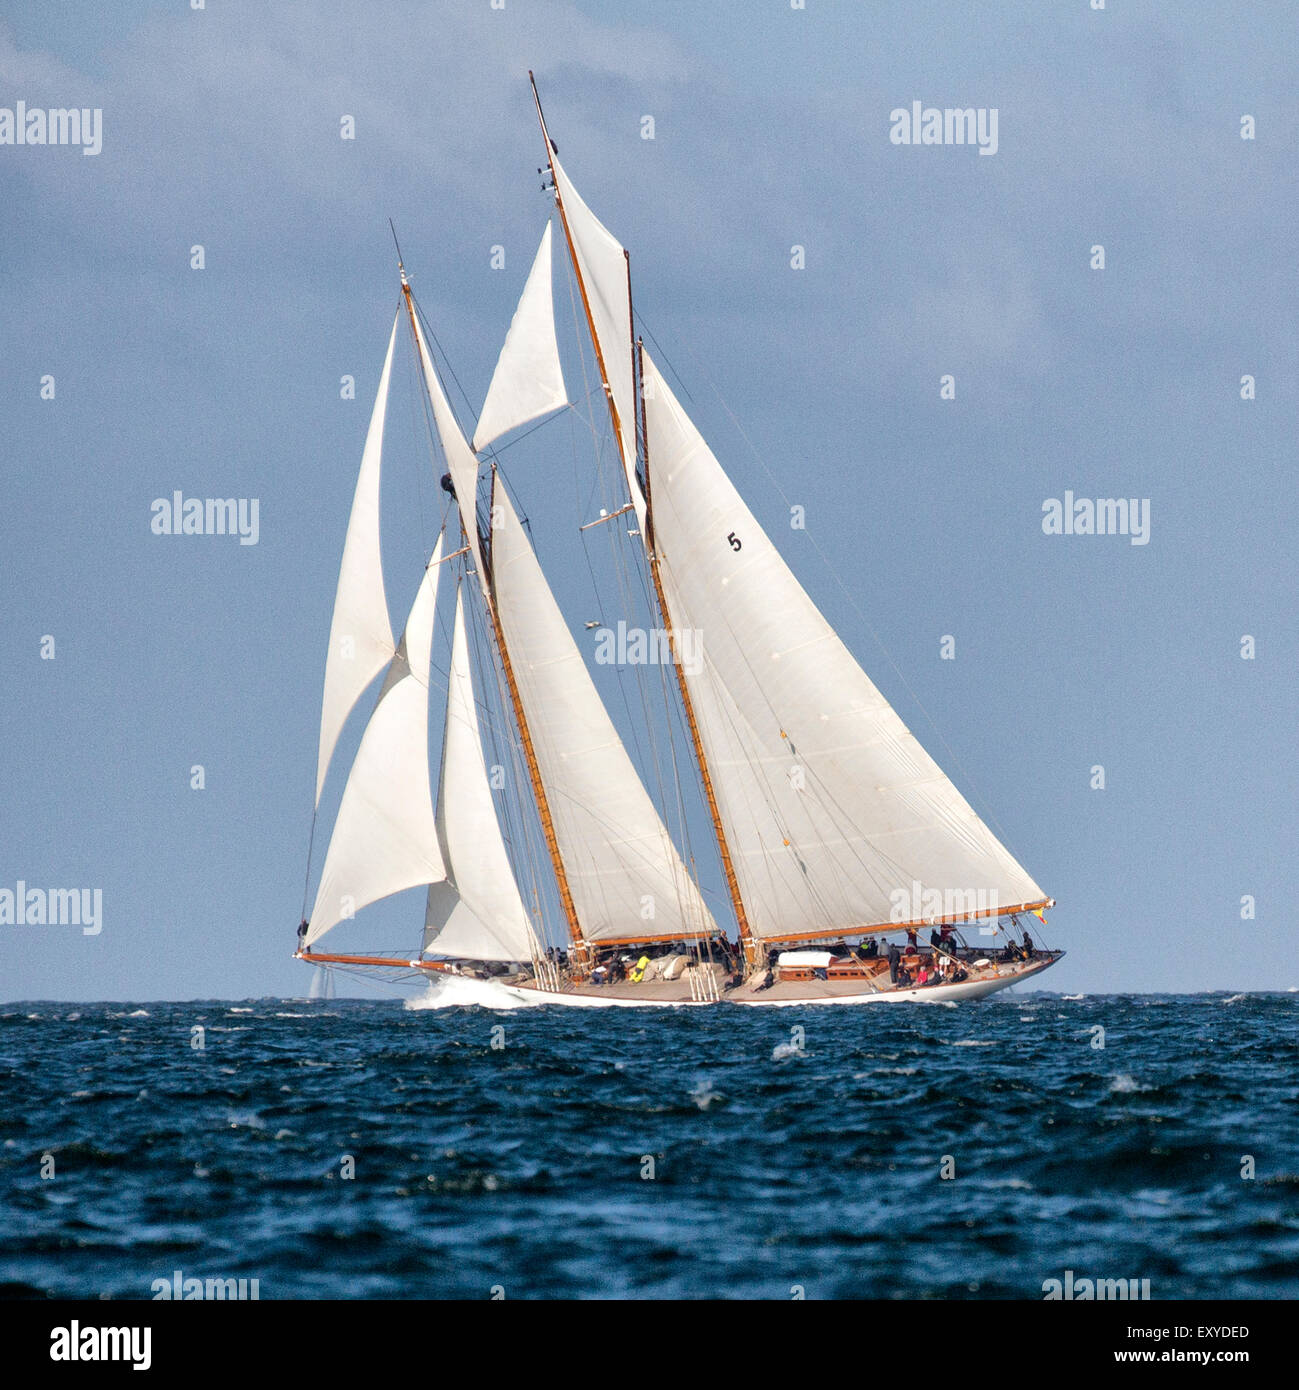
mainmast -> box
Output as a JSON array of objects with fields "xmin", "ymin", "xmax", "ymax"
[
  {"xmin": 529, "ymin": 71, "xmax": 758, "ymax": 965},
  {"xmin": 529, "ymin": 75, "xmax": 632, "ymax": 478},
  {"xmin": 636, "ymin": 338, "xmax": 758, "ymax": 966},
  {"xmin": 398, "ymin": 264, "xmax": 590, "ymax": 974}
]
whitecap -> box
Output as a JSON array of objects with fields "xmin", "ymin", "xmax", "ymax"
[
  {"xmin": 1109, "ymin": 1073, "xmax": 1150, "ymax": 1093},
  {"xmin": 771, "ymin": 1041, "xmax": 806, "ymax": 1061},
  {"xmin": 689, "ymin": 1079, "xmax": 723, "ymax": 1110}
]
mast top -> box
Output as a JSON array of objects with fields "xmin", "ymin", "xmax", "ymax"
[
  {"xmin": 528, "ymin": 71, "xmax": 558, "ymax": 155},
  {"xmin": 389, "ymin": 218, "xmax": 408, "ymax": 286}
]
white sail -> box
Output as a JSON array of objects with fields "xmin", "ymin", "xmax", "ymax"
[
  {"xmin": 472, "ymin": 223, "xmax": 568, "ymax": 453},
  {"xmin": 489, "ymin": 482, "xmax": 717, "ymax": 943},
  {"xmin": 305, "ymin": 541, "xmax": 445, "ymax": 948},
  {"xmin": 640, "ymin": 349, "xmax": 1047, "ymax": 942},
  {"xmin": 409, "ymin": 307, "xmax": 490, "ymax": 600},
  {"xmin": 423, "ymin": 588, "xmax": 537, "ymax": 962},
  {"xmin": 548, "ymin": 150, "xmax": 645, "ymax": 532},
  {"xmin": 315, "ymin": 312, "xmax": 400, "ymax": 804}
]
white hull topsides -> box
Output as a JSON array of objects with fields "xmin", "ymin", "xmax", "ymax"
[{"xmin": 407, "ymin": 953, "xmax": 1063, "ymax": 1010}]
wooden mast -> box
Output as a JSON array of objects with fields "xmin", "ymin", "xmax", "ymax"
[
  {"xmin": 399, "ymin": 271, "xmax": 589, "ymax": 973},
  {"xmin": 529, "ymin": 72, "xmax": 757, "ymax": 967},
  {"xmin": 483, "ymin": 466, "xmax": 588, "ymax": 968},
  {"xmin": 636, "ymin": 336, "xmax": 757, "ymax": 966},
  {"xmin": 529, "ymin": 73, "xmax": 631, "ymax": 464}
]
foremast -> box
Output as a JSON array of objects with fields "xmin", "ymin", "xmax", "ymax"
[
  {"xmin": 398, "ymin": 265, "xmax": 592, "ymax": 976},
  {"xmin": 529, "ymin": 71, "xmax": 758, "ymax": 968}
]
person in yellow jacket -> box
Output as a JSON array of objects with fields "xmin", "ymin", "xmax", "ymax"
[{"xmin": 629, "ymin": 954, "xmax": 651, "ymax": 983}]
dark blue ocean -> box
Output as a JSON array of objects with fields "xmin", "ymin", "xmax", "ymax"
[{"xmin": 1, "ymin": 993, "xmax": 1296, "ymax": 1300}]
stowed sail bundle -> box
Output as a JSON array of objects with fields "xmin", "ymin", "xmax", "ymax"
[
  {"xmin": 306, "ymin": 540, "xmax": 445, "ymax": 948},
  {"xmin": 315, "ymin": 312, "xmax": 400, "ymax": 804},
  {"xmin": 639, "ymin": 349, "xmax": 1048, "ymax": 943},
  {"xmin": 489, "ymin": 481, "xmax": 717, "ymax": 943},
  {"xmin": 423, "ymin": 588, "xmax": 537, "ymax": 962}
]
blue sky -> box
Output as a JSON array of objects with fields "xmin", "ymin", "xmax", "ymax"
[{"xmin": 1, "ymin": 1, "xmax": 1294, "ymax": 999}]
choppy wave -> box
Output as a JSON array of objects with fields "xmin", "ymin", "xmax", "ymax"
[{"xmin": 0, "ymin": 993, "xmax": 1295, "ymax": 1299}]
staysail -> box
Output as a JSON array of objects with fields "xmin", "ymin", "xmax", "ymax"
[
  {"xmin": 315, "ymin": 311, "xmax": 400, "ymax": 804},
  {"xmin": 488, "ymin": 480, "xmax": 717, "ymax": 943},
  {"xmin": 423, "ymin": 586, "xmax": 538, "ymax": 962},
  {"xmin": 640, "ymin": 348, "xmax": 1048, "ymax": 942},
  {"xmin": 472, "ymin": 222, "xmax": 568, "ymax": 452},
  {"xmin": 305, "ymin": 541, "xmax": 444, "ymax": 948},
  {"xmin": 546, "ymin": 147, "xmax": 645, "ymax": 534},
  {"xmin": 407, "ymin": 299, "xmax": 490, "ymax": 601}
]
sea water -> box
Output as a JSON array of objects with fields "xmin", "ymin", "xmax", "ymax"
[{"xmin": 0, "ymin": 993, "xmax": 1295, "ymax": 1299}]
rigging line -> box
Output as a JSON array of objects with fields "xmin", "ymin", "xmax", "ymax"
[
  {"xmin": 303, "ymin": 298, "xmax": 415, "ymax": 930},
  {"xmin": 468, "ymin": 537, "xmax": 560, "ymax": 951},
  {"xmin": 466, "ymin": 561, "xmax": 554, "ymax": 949},
  {"xmin": 638, "ymin": 314, "xmax": 1026, "ymax": 863},
  {"xmin": 400, "ymin": 290, "xmax": 458, "ymax": 553},
  {"xmin": 300, "ymin": 807, "xmax": 318, "ymax": 926},
  {"xmin": 638, "ymin": 318, "xmax": 695, "ymax": 407},
  {"xmin": 557, "ymin": 235, "xmax": 660, "ymax": 789},
  {"xmin": 559, "ymin": 257, "xmax": 701, "ymax": 932},
  {"xmin": 479, "ymin": 403, "xmax": 570, "ymax": 457},
  {"xmin": 410, "ymin": 293, "xmax": 480, "ymax": 433},
  {"xmin": 559, "ymin": 230, "xmax": 611, "ymax": 522}
]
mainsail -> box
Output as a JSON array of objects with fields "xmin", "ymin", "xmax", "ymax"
[
  {"xmin": 472, "ymin": 223, "xmax": 569, "ymax": 452},
  {"xmin": 305, "ymin": 542, "xmax": 444, "ymax": 948},
  {"xmin": 423, "ymin": 587, "xmax": 537, "ymax": 962},
  {"xmin": 315, "ymin": 312, "xmax": 400, "ymax": 804},
  {"xmin": 488, "ymin": 480, "xmax": 717, "ymax": 944},
  {"xmin": 545, "ymin": 146, "xmax": 645, "ymax": 533},
  {"xmin": 639, "ymin": 348, "xmax": 1048, "ymax": 942}
]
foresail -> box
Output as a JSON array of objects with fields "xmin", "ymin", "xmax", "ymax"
[
  {"xmin": 489, "ymin": 483, "xmax": 717, "ymax": 943},
  {"xmin": 306, "ymin": 541, "xmax": 445, "ymax": 948},
  {"xmin": 409, "ymin": 307, "xmax": 490, "ymax": 601},
  {"xmin": 640, "ymin": 349, "xmax": 1047, "ymax": 942},
  {"xmin": 315, "ymin": 312, "xmax": 399, "ymax": 804},
  {"xmin": 472, "ymin": 222, "xmax": 568, "ymax": 453},
  {"xmin": 423, "ymin": 588, "xmax": 537, "ymax": 962},
  {"xmin": 548, "ymin": 150, "xmax": 645, "ymax": 533}
]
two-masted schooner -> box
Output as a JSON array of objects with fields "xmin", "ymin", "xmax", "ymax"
[{"xmin": 294, "ymin": 76, "xmax": 1062, "ymax": 1007}]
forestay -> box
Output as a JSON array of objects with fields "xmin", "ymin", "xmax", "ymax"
[
  {"xmin": 640, "ymin": 349, "xmax": 1047, "ymax": 942},
  {"xmin": 315, "ymin": 312, "xmax": 399, "ymax": 804}
]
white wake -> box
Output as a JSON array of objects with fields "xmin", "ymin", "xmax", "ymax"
[{"xmin": 404, "ymin": 973, "xmax": 544, "ymax": 1011}]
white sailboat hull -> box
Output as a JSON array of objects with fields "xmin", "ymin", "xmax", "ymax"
[
  {"xmin": 730, "ymin": 955, "xmax": 1060, "ymax": 1006},
  {"xmin": 409, "ymin": 953, "xmax": 1062, "ymax": 1009}
]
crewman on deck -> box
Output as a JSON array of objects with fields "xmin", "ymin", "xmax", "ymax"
[{"xmin": 629, "ymin": 954, "xmax": 651, "ymax": 983}]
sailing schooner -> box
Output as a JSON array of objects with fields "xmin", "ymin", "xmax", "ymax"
[{"xmin": 294, "ymin": 76, "xmax": 1063, "ymax": 1007}]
